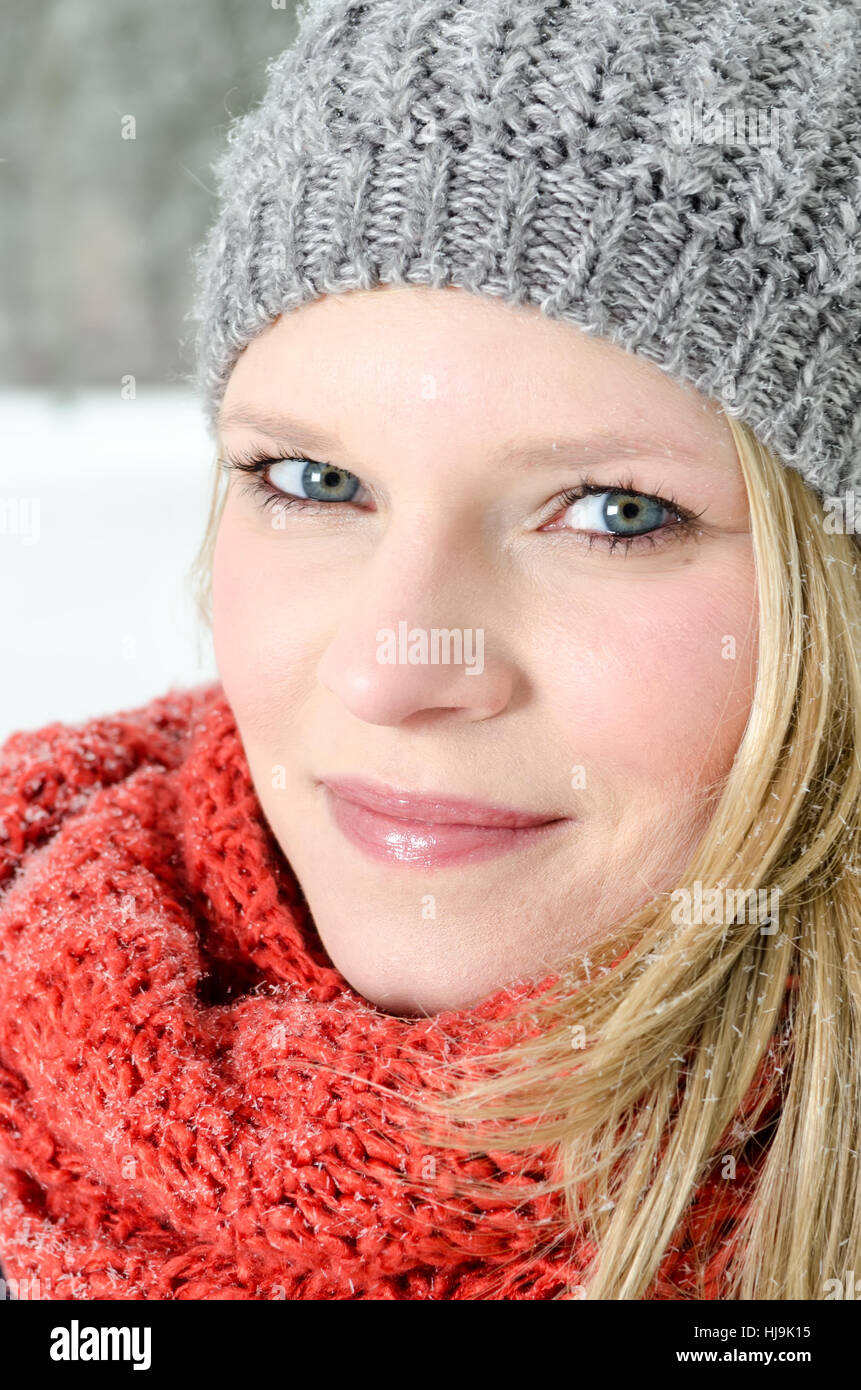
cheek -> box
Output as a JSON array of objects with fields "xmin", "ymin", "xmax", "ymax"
[
  {"xmin": 211, "ymin": 509, "xmax": 262, "ymax": 706},
  {"xmin": 211, "ymin": 505, "xmax": 317, "ymax": 743},
  {"xmin": 540, "ymin": 556, "xmax": 758, "ymax": 790}
]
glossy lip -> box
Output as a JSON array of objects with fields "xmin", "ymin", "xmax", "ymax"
[{"xmin": 319, "ymin": 775, "xmax": 569, "ymax": 868}]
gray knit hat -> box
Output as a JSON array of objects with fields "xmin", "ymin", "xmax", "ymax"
[{"xmin": 189, "ymin": 0, "xmax": 860, "ymax": 501}]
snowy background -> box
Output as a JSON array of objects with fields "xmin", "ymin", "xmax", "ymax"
[
  {"xmin": 0, "ymin": 389, "xmax": 219, "ymax": 743},
  {"xmin": 1, "ymin": 2, "xmax": 304, "ymax": 744}
]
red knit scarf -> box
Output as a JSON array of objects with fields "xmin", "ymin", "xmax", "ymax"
[{"xmin": 0, "ymin": 684, "xmax": 785, "ymax": 1300}]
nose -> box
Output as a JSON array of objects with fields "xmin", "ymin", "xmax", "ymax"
[{"xmin": 315, "ymin": 521, "xmax": 517, "ymax": 726}]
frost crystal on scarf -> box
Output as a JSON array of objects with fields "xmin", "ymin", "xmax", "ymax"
[{"xmin": 0, "ymin": 685, "xmax": 784, "ymax": 1299}]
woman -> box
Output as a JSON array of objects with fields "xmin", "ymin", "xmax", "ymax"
[{"xmin": 0, "ymin": 0, "xmax": 858, "ymax": 1300}]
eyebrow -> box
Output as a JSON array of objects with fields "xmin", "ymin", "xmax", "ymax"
[{"xmin": 216, "ymin": 405, "xmax": 705, "ymax": 468}]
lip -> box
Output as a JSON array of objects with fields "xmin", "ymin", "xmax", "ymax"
[{"xmin": 319, "ymin": 776, "xmax": 568, "ymax": 868}]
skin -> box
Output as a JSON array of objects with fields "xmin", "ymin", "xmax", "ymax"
[{"xmin": 212, "ymin": 283, "xmax": 757, "ymax": 1016}]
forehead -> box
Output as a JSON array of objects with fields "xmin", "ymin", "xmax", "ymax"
[{"xmin": 220, "ymin": 283, "xmax": 731, "ymax": 466}]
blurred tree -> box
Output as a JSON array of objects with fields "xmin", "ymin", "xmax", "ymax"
[{"xmin": 0, "ymin": 0, "xmax": 301, "ymax": 389}]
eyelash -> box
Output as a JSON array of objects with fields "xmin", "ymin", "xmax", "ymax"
[{"xmin": 218, "ymin": 445, "xmax": 706, "ymax": 556}]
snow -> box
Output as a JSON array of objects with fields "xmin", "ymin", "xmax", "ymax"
[{"xmin": 0, "ymin": 388, "xmax": 219, "ymax": 741}]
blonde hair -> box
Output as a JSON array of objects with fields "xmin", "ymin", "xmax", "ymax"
[{"xmin": 190, "ymin": 413, "xmax": 861, "ymax": 1299}]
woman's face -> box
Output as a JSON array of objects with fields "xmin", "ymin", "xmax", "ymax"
[{"xmin": 212, "ymin": 284, "xmax": 757, "ymax": 1015}]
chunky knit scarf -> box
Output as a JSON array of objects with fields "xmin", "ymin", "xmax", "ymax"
[{"xmin": 0, "ymin": 684, "xmax": 784, "ymax": 1300}]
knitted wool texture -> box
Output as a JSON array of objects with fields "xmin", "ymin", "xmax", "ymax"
[
  {"xmin": 0, "ymin": 684, "xmax": 789, "ymax": 1301},
  {"xmin": 188, "ymin": 0, "xmax": 861, "ymax": 501}
]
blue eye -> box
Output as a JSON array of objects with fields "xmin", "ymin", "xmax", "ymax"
[
  {"xmin": 560, "ymin": 489, "xmax": 673, "ymax": 536},
  {"xmin": 268, "ymin": 457, "xmax": 361, "ymax": 503},
  {"xmin": 219, "ymin": 447, "xmax": 369, "ymax": 513}
]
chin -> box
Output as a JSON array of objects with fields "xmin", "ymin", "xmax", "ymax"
[
  {"xmin": 337, "ymin": 969, "xmax": 478, "ymax": 1018},
  {"xmin": 321, "ymin": 942, "xmax": 507, "ymax": 1018}
]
